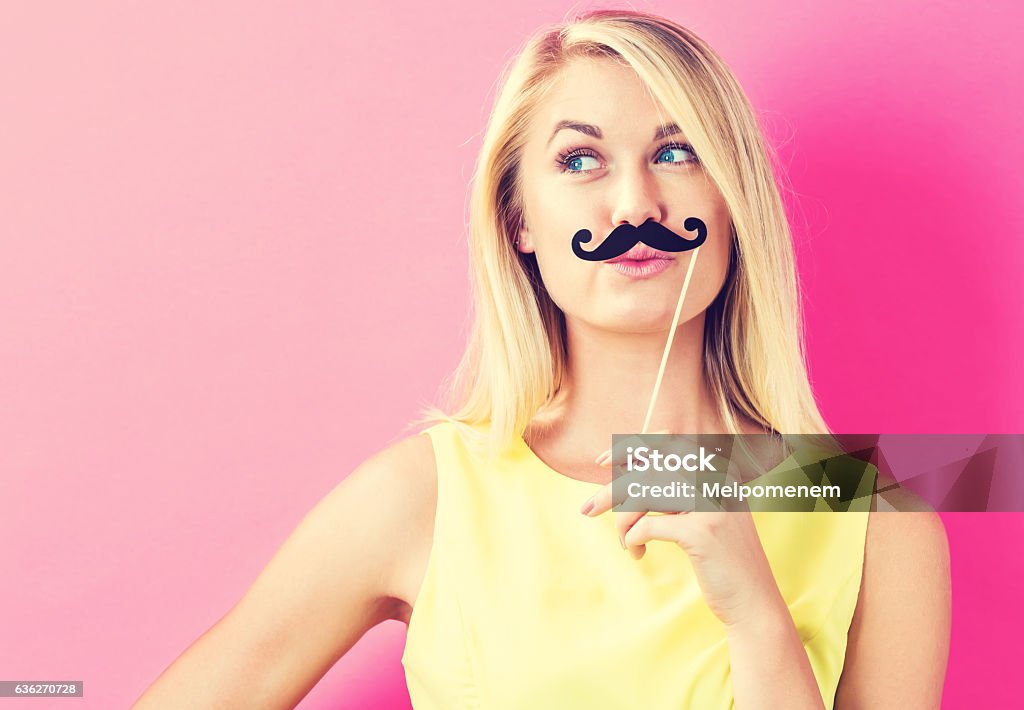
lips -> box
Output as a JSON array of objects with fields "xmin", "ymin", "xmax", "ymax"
[
  {"xmin": 605, "ymin": 245, "xmax": 674, "ymax": 263},
  {"xmin": 610, "ymin": 257, "xmax": 674, "ymax": 279}
]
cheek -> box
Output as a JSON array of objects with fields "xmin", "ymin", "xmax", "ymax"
[
  {"xmin": 675, "ymin": 217, "xmax": 733, "ymax": 317},
  {"xmin": 692, "ymin": 198, "xmax": 732, "ymax": 286},
  {"xmin": 707, "ymin": 220, "xmax": 732, "ymax": 285},
  {"xmin": 532, "ymin": 238, "xmax": 592, "ymax": 311},
  {"xmin": 525, "ymin": 199, "xmax": 601, "ymax": 305},
  {"xmin": 700, "ymin": 227, "xmax": 733, "ymax": 312}
]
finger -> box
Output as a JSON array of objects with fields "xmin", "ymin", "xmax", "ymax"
[
  {"xmin": 582, "ymin": 474, "xmax": 642, "ymax": 516},
  {"xmin": 581, "ymin": 481, "xmax": 614, "ymax": 516},
  {"xmin": 623, "ymin": 512, "xmax": 692, "ymax": 557},
  {"xmin": 583, "ymin": 429, "xmax": 680, "ymax": 515},
  {"xmin": 614, "ymin": 510, "xmax": 647, "ymax": 553}
]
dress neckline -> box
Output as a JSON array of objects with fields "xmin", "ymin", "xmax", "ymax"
[
  {"xmin": 515, "ymin": 430, "xmax": 801, "ymax": 491},
  {"xmin": 516, "ymin": 432, "xmax": 612, "ymax": 490}
]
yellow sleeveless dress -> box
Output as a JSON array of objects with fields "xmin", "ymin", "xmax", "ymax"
[{"xmin": 402, "ymin": 422, "xmax": 872, "ymax": 710}]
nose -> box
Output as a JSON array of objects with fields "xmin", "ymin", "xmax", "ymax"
[{"xmin": 609, "ymin": 167, "xmax": 663, "ymax": 227}]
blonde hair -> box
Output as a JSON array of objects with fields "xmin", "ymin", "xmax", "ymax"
[{"xmin": 412, "ymin": 9, "xmax": 832, "ymax": 458}]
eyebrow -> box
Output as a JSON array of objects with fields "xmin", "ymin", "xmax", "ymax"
[{"xmin": 546, "ymin": 120, "xmax": 683, "ymax": 146}]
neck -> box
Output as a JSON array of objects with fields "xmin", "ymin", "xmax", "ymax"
[{"xmin": 533, "ymin": 312, "xmax": 726, "ymax": 453}]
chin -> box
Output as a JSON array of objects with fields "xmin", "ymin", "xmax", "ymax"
[{"xmin": 598, "ymin": 303, "xmax": 678, "ymax": 333}]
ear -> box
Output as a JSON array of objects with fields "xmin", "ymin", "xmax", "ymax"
[{"xmin": 517, "ymin": 220, "xmax": 535, "ymax": 253}]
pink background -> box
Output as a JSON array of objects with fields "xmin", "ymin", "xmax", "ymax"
[{"xmin": 1, "ymin": 1, "xmax": 1021, "ymax": 707}]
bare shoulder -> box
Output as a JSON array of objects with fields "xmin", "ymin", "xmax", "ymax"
[
  {"xmin": 865, "ymin": 509, "xmax": 950, "ymax": 567},
  {"xmin": 348, "ymin": 429, "xmax": 438, "ymax": 621},
  {"xmin": 834, "ymin": 510, "xmax": 951, "ymax": 708},
  {"xmin": 858, "ymin": 510, "xmax": 951, "ymax": 615},
  {"xmin": 355, "ymin": 429, "xmax": 437, "ymax": 501}
]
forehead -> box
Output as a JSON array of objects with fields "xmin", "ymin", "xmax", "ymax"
[{"xmin": 534, "ymin": 57, "xmax": 668, "ymax": 138}]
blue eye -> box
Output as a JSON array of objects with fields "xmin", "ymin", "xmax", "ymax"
[
  {"xmin": 565, "ymin": 154, "xmax": 600, "ymax": 172},
  {"xmin": 656, "ymin": 144, "xmax": 698, "ymax": 164},
  {"xmin": 556, "ymin": 149, "xmax": 601, "ymax": 174},
  {"xmin": 555, "ymin": 141, "xmax": 699, "ymax": 176}
]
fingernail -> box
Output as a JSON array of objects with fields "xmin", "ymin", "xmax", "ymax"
[
  {"xmin": 619, "ymin": 536, "xmax": 626, "ymax": 550},
  {"xmin": 580, "ymin": 498, "xmax": 595, "ymax": 515},
  {"xmin": 594, "ymin": 450, "xmax": 611, "ymax": 465}
]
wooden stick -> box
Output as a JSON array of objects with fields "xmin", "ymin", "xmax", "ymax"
[{"xmin": 641, "ymin": 247, "xmax": 701, "ymax": 434}]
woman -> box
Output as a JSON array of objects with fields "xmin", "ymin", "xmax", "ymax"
[{"xmin": 132, "ymin": 10, "xmax": 950, "ymax": 709}]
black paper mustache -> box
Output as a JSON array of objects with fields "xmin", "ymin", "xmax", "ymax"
[{"xmin": 571, "ymin": 217, "xmax": 707, "ymax": 261}]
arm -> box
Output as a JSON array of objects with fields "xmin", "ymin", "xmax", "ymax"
[
  {"xmin": 130, "ymin": 431, "xmax": 437, "ymax": 709},
  {"xmin": 724, "ymin": 588, "xmax": 828, "ymax": 710},
  {"xmin": 834, "ymin": 510, "xmax": 952, "ymax": 708},
  {"xmin": 725, "ymin": 510, "xmax": 951, "ymax": 710}
]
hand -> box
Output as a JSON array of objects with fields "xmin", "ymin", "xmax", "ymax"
[{"xmin": 581, "ymin": 439, "xmax": 787, "ymax": 629}]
